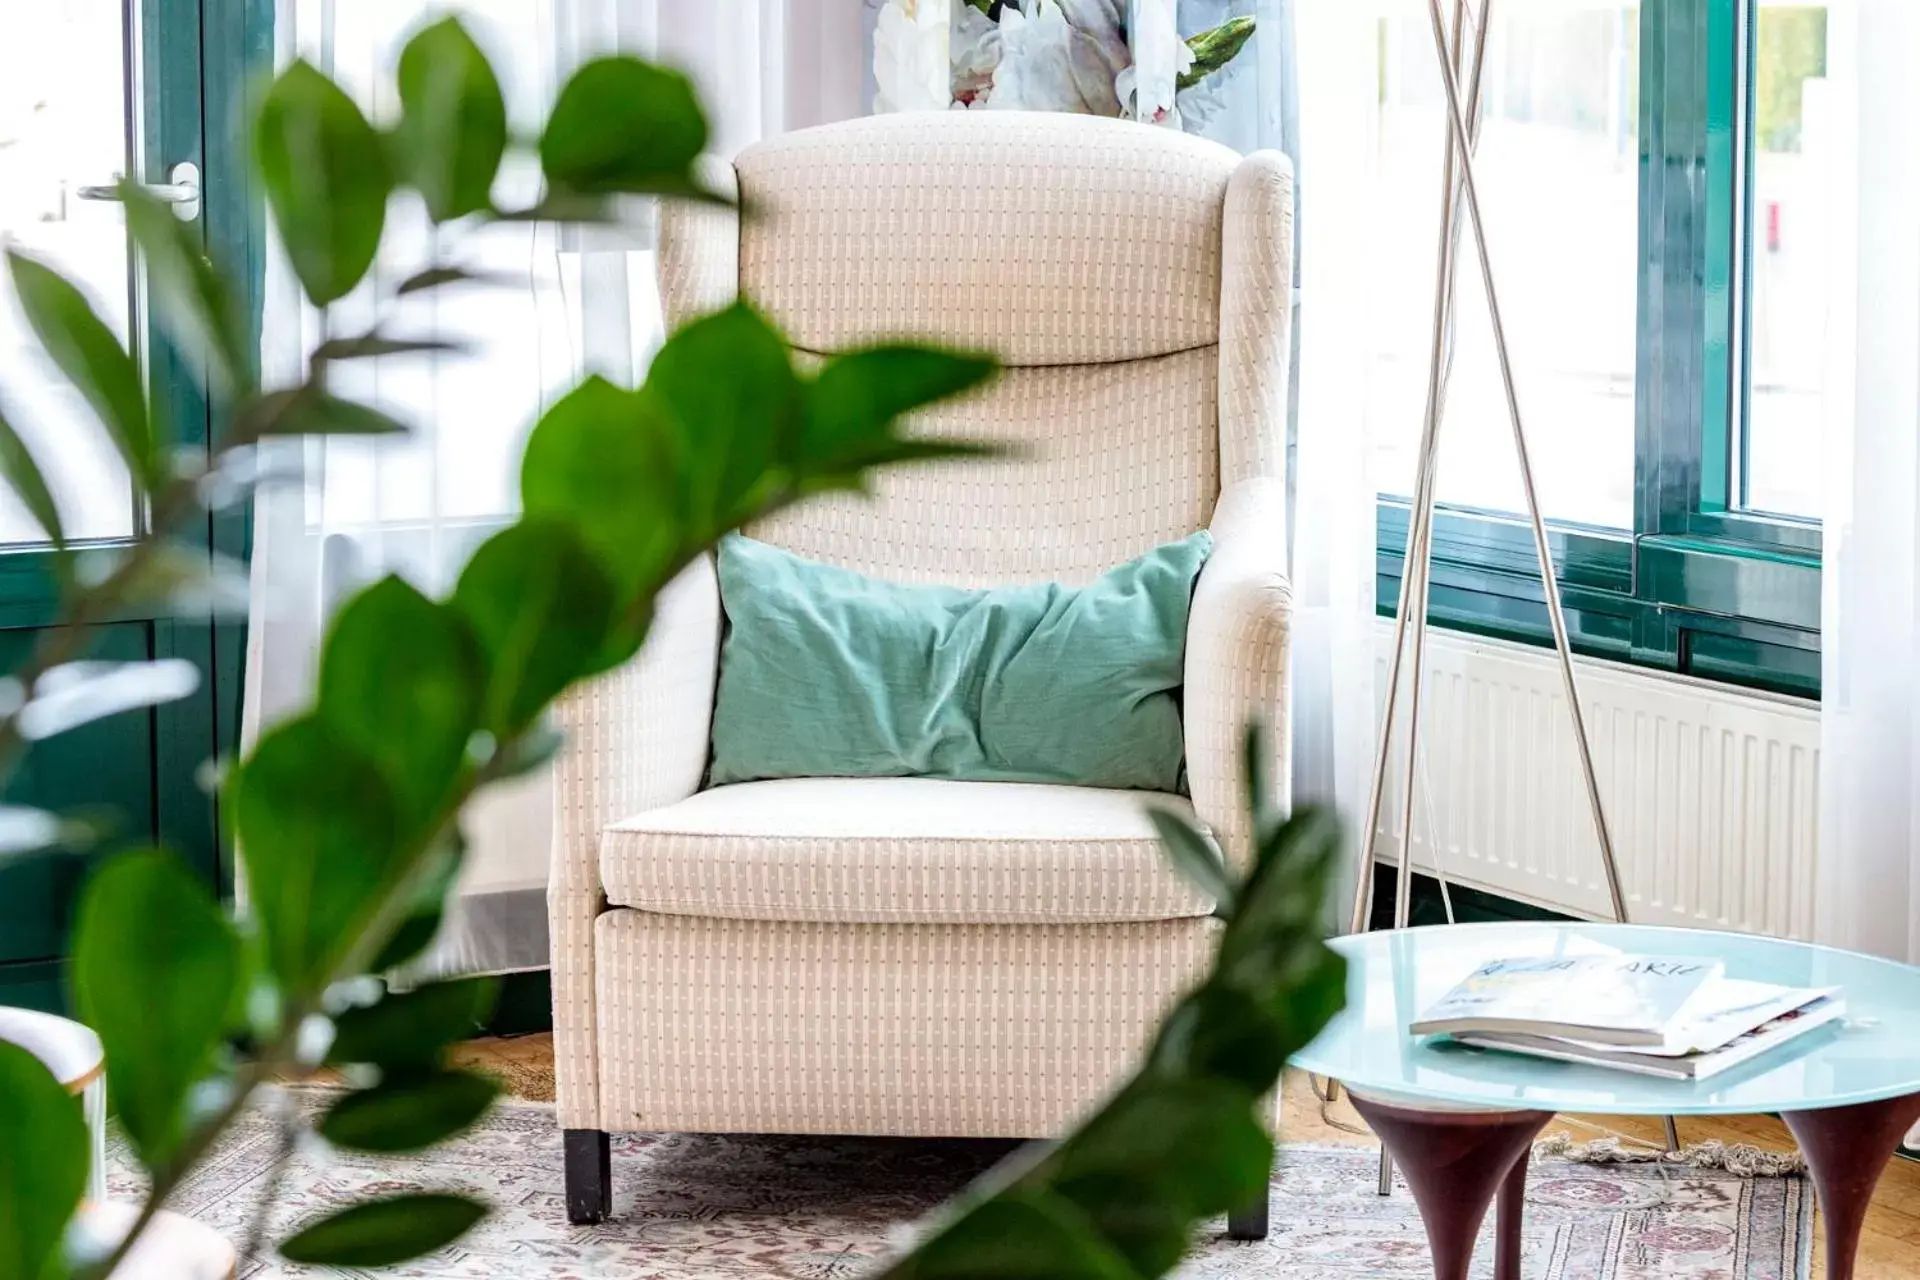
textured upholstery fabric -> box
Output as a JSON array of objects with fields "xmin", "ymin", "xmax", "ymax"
[
  {"xmin": 554, "ymin": 112, "xmax": 1294, "ymax": 1137},
  {"xmin": 593, "ymin": 910, "xmax": 1218, "ymax": 1137},
  {"xmin": 550, "ymin": 556, "xmax": 721, "ymax": 1127},
  {"xmin": 601, "ymin": 777, "xmax": 1213, "ymax": 925},
  {"xmin": 750, "ymin": 349, "xmax": 1220, "ymax": 587},
  {"xmin": 1185, "ymin": 479, "xmax": 1293, "ymax": 874},
  {"xmin": 734, "ymin": 112, "xmax": 1238, "ymax": 365}
]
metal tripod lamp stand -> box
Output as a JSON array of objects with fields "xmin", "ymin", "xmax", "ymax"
[{"xmin": 1339, "ymin": 0, "xmax": 1678, "ymax": 1193}]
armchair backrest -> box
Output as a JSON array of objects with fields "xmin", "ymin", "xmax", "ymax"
[{"xmin": 660, "ymin": 110, "xmax": 1291, "ymax": 587}]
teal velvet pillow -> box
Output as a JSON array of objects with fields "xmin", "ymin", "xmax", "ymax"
[{"xmin": 709, "ymin": 532, "xmax": 1213, "ymax": 793}]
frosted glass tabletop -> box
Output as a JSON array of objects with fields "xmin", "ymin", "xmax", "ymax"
[{"xmin": 1291, "ymin": 922, "xmax": 1920, "ymax": 1116}]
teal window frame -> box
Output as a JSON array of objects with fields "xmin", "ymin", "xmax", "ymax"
[{"xmin": 1375, "ymin": 0, "xmax": 1822, "ymax": 699}]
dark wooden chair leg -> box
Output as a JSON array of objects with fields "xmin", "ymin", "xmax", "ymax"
[
  {"xmin": 564, "ymin": 1129, "xmax": 612, "ymax": 1225},
  {"xmin": 1782, "ymin": 1092, "xmax": 1920, "ymax": 1280},
  {"xmin": 1227, "ymin": 1157, "xmax": 1271, "ymax": 1243},
  {"xmin": 1349, "ymin": 1095, "xmax": 1552, "ymax": 1280}
]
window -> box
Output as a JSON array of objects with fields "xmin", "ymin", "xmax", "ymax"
[
  {"xmin": 0, "ymin": 1, "xmax": 140, "ymax": 543},
  {"xmin": 1369, "ymin": 0, "xmax": 1828, "ymax": 697},
  {"xmin": 1739, "ymin": 3, "xmax": 1833, "ymax": 519},
  {"xmin": 1370, "ymin": 4, "xmax": 1640, "ymax": 528}
]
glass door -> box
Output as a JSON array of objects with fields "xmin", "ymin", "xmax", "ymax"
[
  {"xmin": 0, "ymin": 0, "xmax": 226, "ymax": 1012},
  {"xmin": 0, "ymin": 2, "xmax": 145, "ymax": 541}
]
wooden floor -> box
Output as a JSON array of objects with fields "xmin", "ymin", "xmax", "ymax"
[{"xmin": 461, "ymin": 1034, "xmax": 1920, "ymax": 1279}]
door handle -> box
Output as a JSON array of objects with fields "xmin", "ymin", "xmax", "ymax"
[{"xmin": 77, "ymin": 162, "xmax": 201, "ymax": 223}]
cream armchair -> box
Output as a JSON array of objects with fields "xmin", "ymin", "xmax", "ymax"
[{"xmin": 549, "ymin": 110, "xmax": 1294, "ymax": 1236}]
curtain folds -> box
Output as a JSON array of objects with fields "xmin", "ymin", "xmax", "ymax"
[{"xmin": 1817, "ymin": 0, "xmax": 1920, "ymax": 969}]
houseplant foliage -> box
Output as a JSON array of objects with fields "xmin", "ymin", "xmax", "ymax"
[{"xmin": 0, "ymin": 14, "xmax": 1345, "ymax": 1278}]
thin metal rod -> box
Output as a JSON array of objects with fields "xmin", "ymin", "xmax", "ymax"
[
  {"xmin": 1350, "ymin": 0, "xmax": 1492, "ymax": 937},
  {"xmin": 1373, "ymin": 2, "xmax": 1487, "ymax": 1196},
  {"xmin": 1421, "ymin": 0, "xmax": 1630, "ymax": 923},
  {"xmin": 1389, "ymin": 0, "xmax": 1489, "ymax": 951}
]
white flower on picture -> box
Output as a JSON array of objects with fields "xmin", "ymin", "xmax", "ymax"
[
  {"xmin": 951, "ymin": 2, "xmax": 1003, "ymax": 106},
  {"xmin": 987, "ymin": 0, "xmax": 1127, "ymax": 114},
  {"xmin": 1116, "ymin": 0, "xmax": 1193, "ymax": 126},
  {"xmin": 875, "ymin": 1, "xmax": 1255, "ymax": 132},
  {"xmin": 875, "ymin": 0, "xmax": 952, "ymax": 114}
]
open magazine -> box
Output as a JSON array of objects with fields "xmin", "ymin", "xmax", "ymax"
[{"xmin": 1415, "ymin": 955, "xmax": 1844, "ymax": 1079}]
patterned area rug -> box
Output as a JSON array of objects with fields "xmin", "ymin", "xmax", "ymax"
[{"xmin": 110, "ymin": 1096, "xmax": 1811, "ymax": 1279}]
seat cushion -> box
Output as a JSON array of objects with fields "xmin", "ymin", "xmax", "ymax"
[{"xmin": 600, "ymin": 777, "xmax": 1213, "ymax": 925}]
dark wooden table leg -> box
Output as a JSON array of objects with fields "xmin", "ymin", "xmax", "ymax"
[
  {"xmin": 1781, "ymin": 1092, "xmax": 1920, "ymax": 1280},
  {"xmin": 1493, "ymin": 1147, "xmax": 1528, "ymax": 1280},
  {"xmin": 1349, "ymin": 1094, "xmax": 1552, "ymax": 1280}
]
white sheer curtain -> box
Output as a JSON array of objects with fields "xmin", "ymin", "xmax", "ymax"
[
  {"xmin": 1817, "ymin": 0, "xmax": 1920, "ymax": 970},
  {"xmin": 246, "ymin": 0, "xmax": 865, "ymax": 980},
  {"xmin": 1289, "ymin": 2, "xmax": 1379, "ymax": 922}
]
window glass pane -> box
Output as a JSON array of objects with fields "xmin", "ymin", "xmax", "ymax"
[
  {"xmin": 0, "ymin": 2, "xmax": 140, "ymax": 544},
  {"xmin": 1740, "ymin": 2, "xmax": 1830, "ymax": 519},
  {"xmin": 1368, "ymin": 3, "xmax": 1639, "ymax": 529}
]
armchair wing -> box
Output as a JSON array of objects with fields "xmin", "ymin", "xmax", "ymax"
[
  {"xmin": 1184, "ymin": 477, "xmax": 1291, "ymax": 873},
  {"xmin": 550, "ymin": 554, "xmax": 722, "ymax": 1128}
]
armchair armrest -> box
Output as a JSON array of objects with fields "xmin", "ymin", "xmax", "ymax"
[
  {"xmin": 549, "ymin": 552, "xmax": 721, "ymax": 1126},
  {"xmin": 1185, "ymin": 478, "xmax": 1292, "ymax": 873}
]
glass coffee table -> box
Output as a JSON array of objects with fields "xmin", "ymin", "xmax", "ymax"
[{"xmin": 1291, "ymin": 922, "xmax": 1920, "ymax": 1280}]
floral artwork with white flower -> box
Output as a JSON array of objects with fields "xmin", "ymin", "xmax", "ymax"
[{"xmin": 875, "ymin": 0, "xmax": 1256, "ymax": 133}]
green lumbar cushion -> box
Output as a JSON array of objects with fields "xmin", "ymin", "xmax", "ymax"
[{"xmin": 709, "ymin": 531, "xmax": 1213, "ymax": 794}]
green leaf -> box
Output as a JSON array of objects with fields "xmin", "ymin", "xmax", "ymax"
[
  {"xmin": 889, "ymin": 1191, "xmax": 1139, "ymax": 1280},
  {"xmin": 369, "ymin": 831, "xmax": 464, "ymax": 974},
  {"xmin": 0, "ymin": 806, "xmax": 64, "ymax": 858},
  {"xmin": 394, "ymin": 264, "xmax": 520, "ymax": 296},
  {"xmin": 1220, "ymin": 809, "xmax": 1345, "ymax": 1001},
  {"xmin": 486, "ymin": 191, "xmax": 618, "ymax": 223},
  {"xmin": 119, "ymin": 180, "xmax": 250, "ymax": 396},
  {"xmin": 328, "ymin": 978, "xmax": 498, "ymax": 1069},
  {"xmin": 317, "ymin": 576, "xmax": 483, "ymax": 826},
  {"xmin": 520, "ymin": 376, "xmax": 683, "ymax": 599},
  {"xmin": 73, "ymin": 543, "xmax": 252, "ymax": 619},
  {"xmin": 452, "ymin": 520, "xmax": 617, "ymax": 734},
  {"xmin": 279, "ymin": 1193, "xmax": 486, "ymax": 1267},
  {"xmin": 393, "ymin": 17, "xmax": 508, "ymax": 221},
  {"xmin": 18, "ymin": 659, "xmax": 200, "ymax": 741},
  {"xmin": 71, "ymin": 849, "xmax": 241, "ymax": 1164},
  {"xmin": 1147, "ymin": 807, "xmax": 1234, "ymax": 918},
  {"xmin": 318, "ymin": 1068, "xmax": 500, "ymax": 1153},
  {"xmin": 801, "ymin": 345, "xmax": 998, "ymax": 481},
  {"xmin": 1145, "ymin": 986, "xmax": 1284, "ymax": 1095},
  {"xmin": 6, "ymin": 250, "xmax": 158, "ymax": 490},
  {"xmin": 0, "ymin": 1042, "xmax": 89, "ymax": 1280},
  {"xmin": 1241, "ymin": 722, "xmax": 1273, "ymax": 845},
  {"xmin": 0, "ymin": 397, "xmax": 65, "ymax": 549},
  {"xmin": 233, "ymin": 387, "xmax": 410, "ymax": 441},
  {"xmin": 233, "ymin": 715, "xmax": 402, "ymax": 988},
  {"xmin": 644, "ymin": 303, "xmax": 799, "ymax": 533},
  {"xmin": 492, "ymin": 722, "xmax": 564, "ymax": 778},
  {"xmin": 1178, "ymin": 16, "xmax": 1256, "ymax": 91},
  {"xmin": 255, "ymin": 59, "xmax": 392, "ymax": 306},
  {"xmin": 540, "ymin": 57, "xmax": 707, "ymax": 196},
  {"xmin": 311, "ymin": 333, "xmax": 467, "ymax": 362},
  {"xmin": 1053, "ymin": 1079, "xmax": 1273, "ymax": 1221}
]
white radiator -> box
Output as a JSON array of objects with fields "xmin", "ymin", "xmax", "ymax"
[{"xmin": 1369, "ymin": 624, "xmax": 1821, "ymax": 939}]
